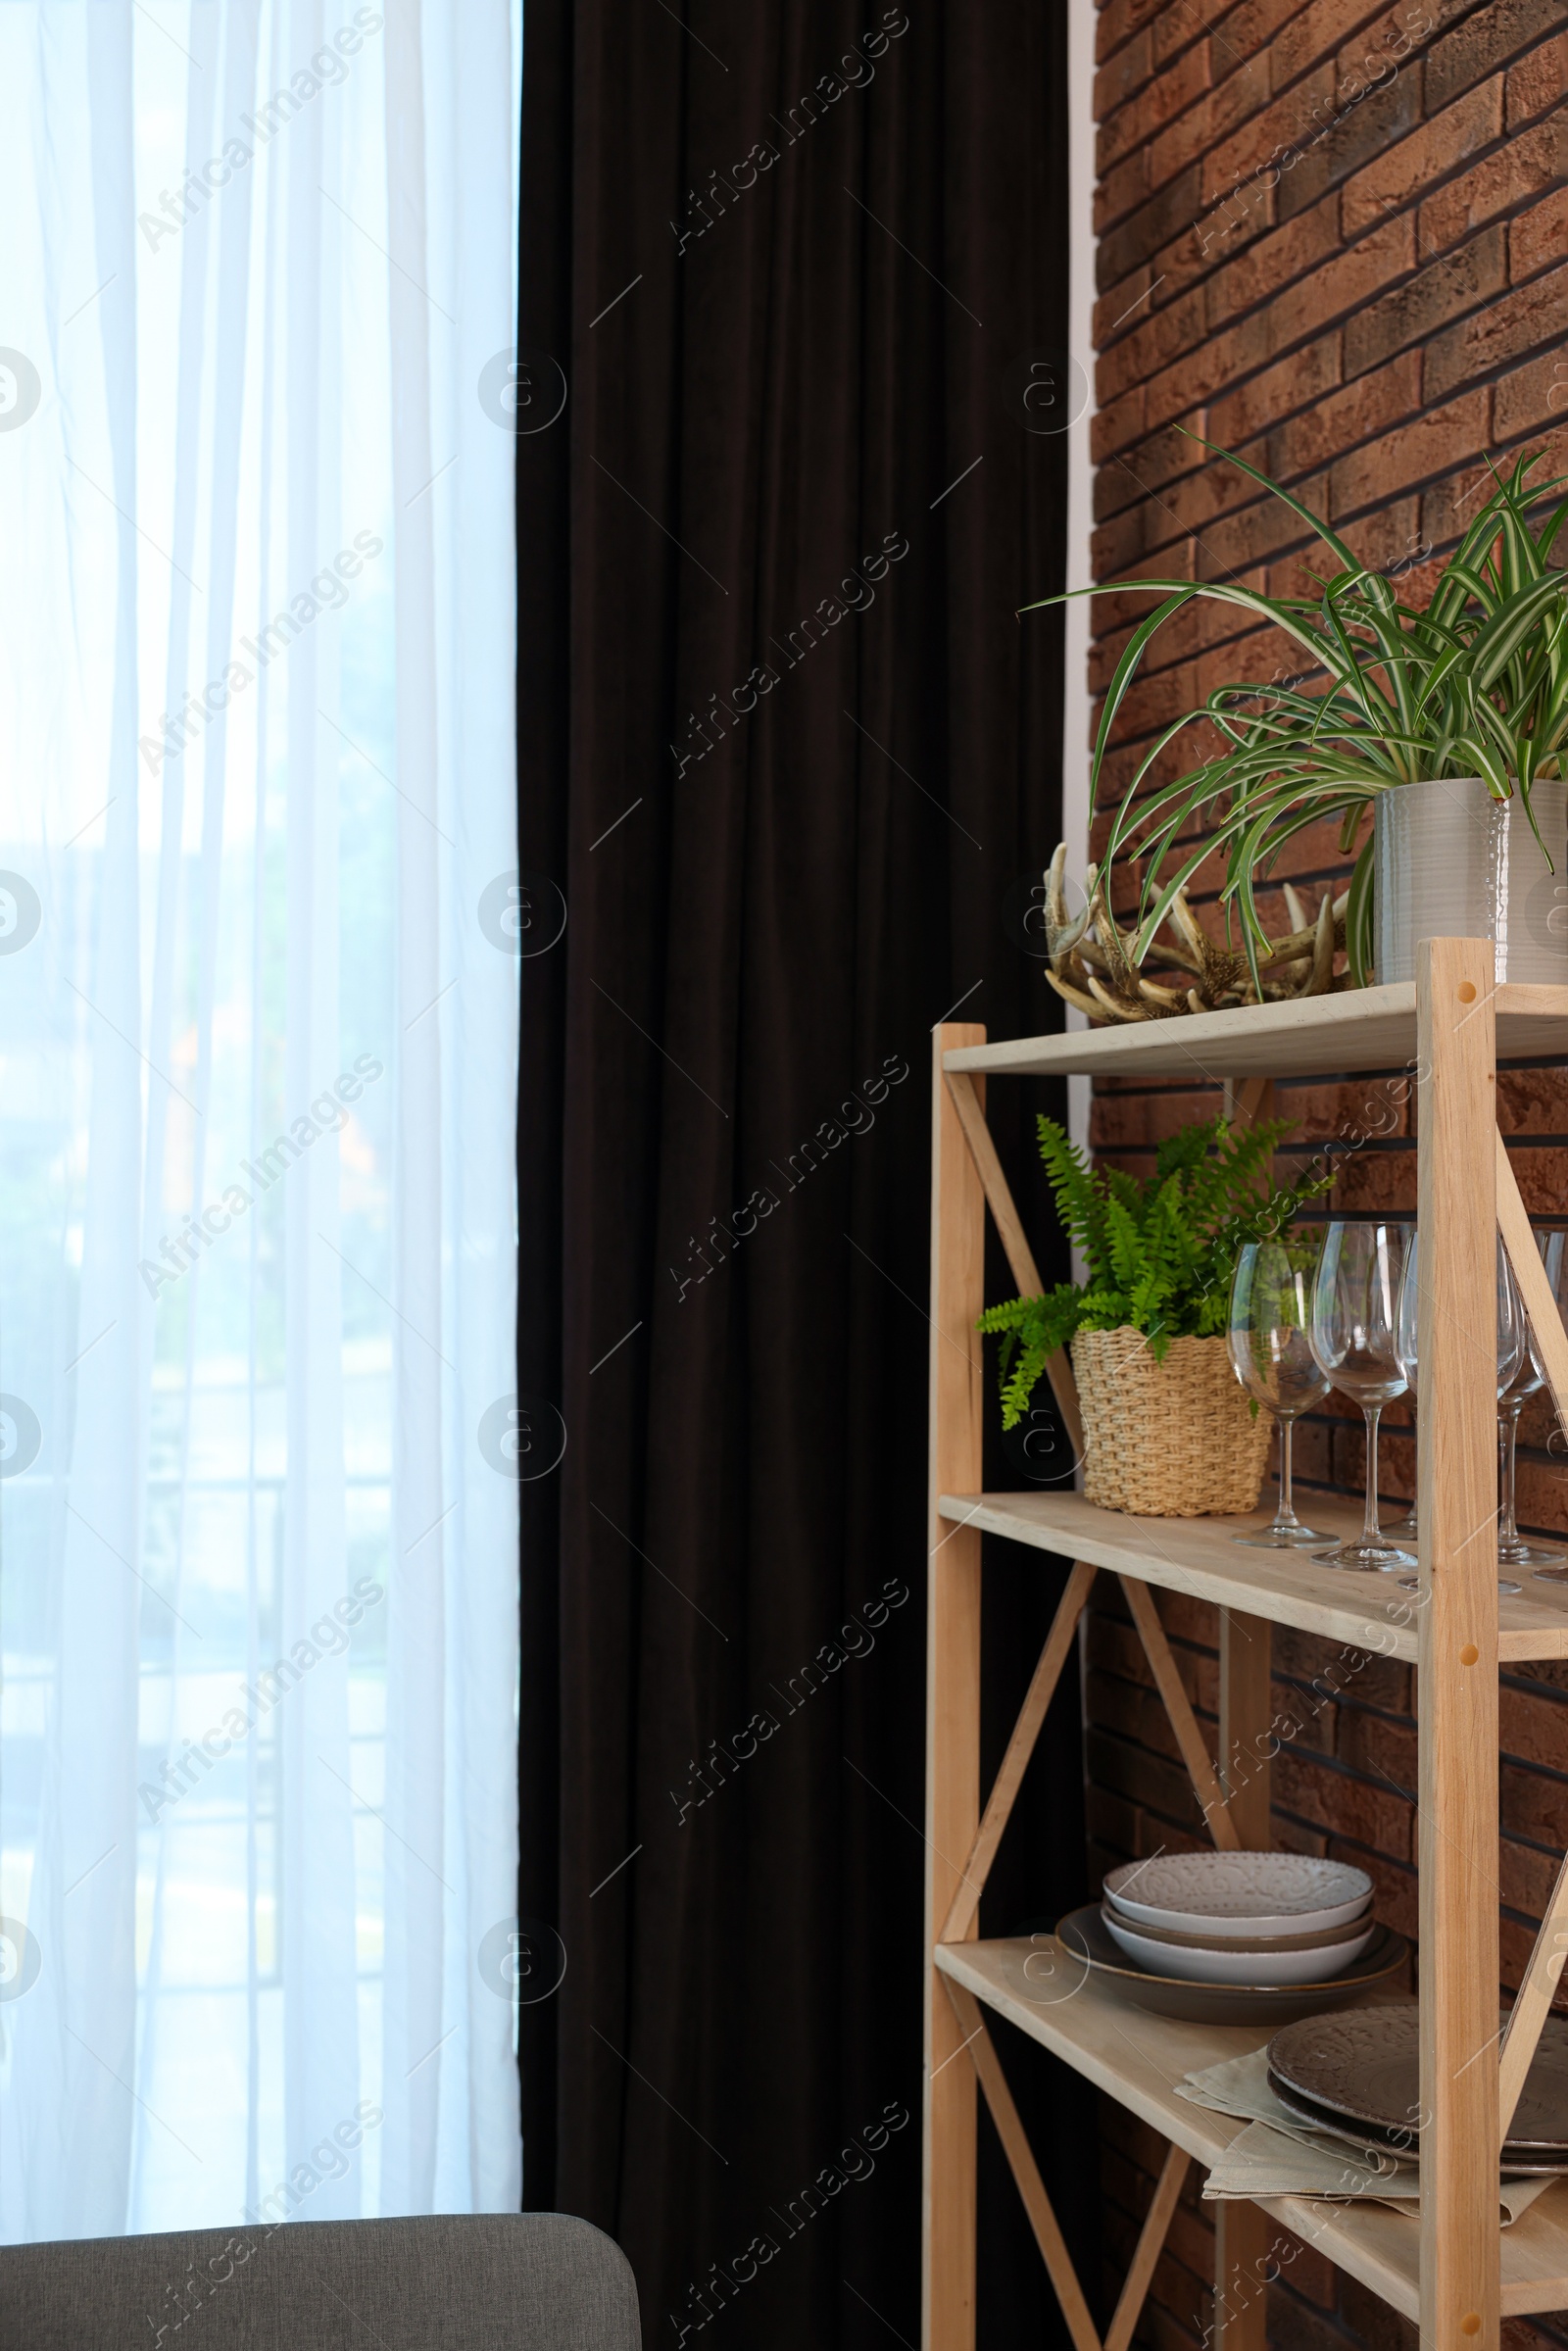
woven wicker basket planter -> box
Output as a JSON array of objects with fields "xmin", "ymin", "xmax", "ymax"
[{"xmin": 1071, "ymin": 1326, "xmax": 1270, "ymax": 1518}]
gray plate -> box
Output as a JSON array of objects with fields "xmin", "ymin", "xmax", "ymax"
[
  {"xmin": 1269, "ymin": 2005, "xmax": 1568, "ymax": 2150},
  {"xmin": 1054, "ymin": 1906, "xmax": 1408, "ymax": 2028},
  {"xmin": 1266, "ymin": 2071, "xmax": 1568, "ymax": 2176}
]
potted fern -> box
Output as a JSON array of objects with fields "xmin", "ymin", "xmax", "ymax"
[
  {"xmin": 980, "ymin": 1113, "xmax": 1330, "ymax": 1517},
  {"xmin": 1032, "ymin": 443, "xmax": 1568, "ymax": 1005}
]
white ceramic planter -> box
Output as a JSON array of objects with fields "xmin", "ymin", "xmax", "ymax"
[{"xmin": 1374, "ymin": 774, "xmax": 1568, "ymax": 985}]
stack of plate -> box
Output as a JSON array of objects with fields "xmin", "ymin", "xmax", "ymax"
[
  {"xmin": 1268, "ymin": 2007, "xmax": 1568, "ymax": 2176},
  {"xmin": 1101, "ymin": 1852, "xmax": 1376, "ymax": 1986}
]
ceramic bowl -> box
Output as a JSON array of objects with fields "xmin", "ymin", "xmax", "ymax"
[
  {"xmin": 1116, "ymin": 1909, "xmax": 1374, "ymax": 1955},
  {"xmin": 1101, "ymin": 1907, "xmax": 1375, "ymax": 1984},
  {"xmin": 1054, "ymin": 1905, "xmax": 1408, "ymax": 2026},
  {"xmin": 1103, "ymin": 1852, "xmax": 1373, "ymax": 1940}
]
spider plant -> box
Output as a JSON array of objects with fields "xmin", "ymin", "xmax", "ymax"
[{"xmin": 1028, "ymin": 438, "xmax": 1568, "ymax": 988}]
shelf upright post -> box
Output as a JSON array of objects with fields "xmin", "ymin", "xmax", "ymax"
[
  {"xmin": 1416, "ymin": 938, "xmax": 1500, "ymax": 2351},
  {"xmin": 923, "ymin": 1024, "xmax": 988, "ymax": 2351}
]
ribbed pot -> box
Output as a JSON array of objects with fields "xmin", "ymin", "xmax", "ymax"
[
  {"xmin": 1072, "ymin": 1328, "xmax": 1270, "ymax": 1518},
  {"xmin": 1373, "ymin": 776, "xmax": 1568, "ymax": 986}
]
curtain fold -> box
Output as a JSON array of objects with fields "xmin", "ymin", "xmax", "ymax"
[
  {"xmin": 0, "ymin": 0, "xmax": 520, "ymax": 2244},
  {"xmin": 517, "ymin": 3, "xmax": 1095, "ymax": 2341}
]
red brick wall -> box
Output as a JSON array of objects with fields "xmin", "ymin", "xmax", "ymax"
[{"xmin": 1084, "ymin": 2, "xmax": 1568, "ymax": 2344}]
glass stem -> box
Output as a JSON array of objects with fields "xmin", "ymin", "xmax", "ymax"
[
  {"xmin": 1499, "ymin": 1402, "xmax": 1523, "ymax": 1545},
  {"xmin": 1276, "ymin": 1413, "xmax": 1300, "ymax": 1531},
  {"xmin": 1361, "ymin": 1404, "xmax": 1384, "ymax": 1545}
]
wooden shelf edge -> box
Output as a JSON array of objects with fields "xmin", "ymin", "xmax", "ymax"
[
  {"xmin": 941, "ymin": 980, "xmax": 1568, "ymax": 1084},
  {"xmin": 938, "ymin": 1491, "xmax": 1568, "ymax": 1663}
]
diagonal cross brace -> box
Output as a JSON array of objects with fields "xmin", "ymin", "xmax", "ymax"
[
  {"xmin": 1122, "ymin": 1576, "xmax": 1243, "ymax": 1852},
  {"xmin": 946, "ymin": 1977, "xmax": 1190, "ymax": 2351}
]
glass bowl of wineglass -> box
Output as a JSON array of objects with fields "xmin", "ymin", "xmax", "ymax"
[
  {"xmin": 1308, "ymin": 1221, "xmax": 1414, "ymax": 1573},
  {"xmin": 1227, "ymin": 1238, "xmax": 1330, "ymax": 1548}
]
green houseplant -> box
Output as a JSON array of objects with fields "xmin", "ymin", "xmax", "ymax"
[
  {"xmin": 1032, "ymin": 441, "xmax": 1568, "ymax": 1007},
  {"xmin": 981, "ymin": 1112, "xmax": 1331, "ymax": 1517}
]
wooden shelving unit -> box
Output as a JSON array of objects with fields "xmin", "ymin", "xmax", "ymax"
[{"xmin": 922, "ymin": 946, "xmax": 1568, "ymax": 2351}]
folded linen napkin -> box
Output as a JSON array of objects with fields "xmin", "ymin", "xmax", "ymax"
[{"xmin": 1177, "ymin": 2047, "xmax": 1554, "ymax": 2225}]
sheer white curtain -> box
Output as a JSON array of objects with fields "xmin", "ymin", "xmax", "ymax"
[{"xmin": 0, "ymin": 0, "xmax": 520, "ymax": 2238}]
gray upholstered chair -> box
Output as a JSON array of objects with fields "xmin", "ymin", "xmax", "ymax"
[{"xmin": 0, "ymin": 2212, "xmax": 642, "ymax": 2350}]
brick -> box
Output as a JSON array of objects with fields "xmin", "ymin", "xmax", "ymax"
[
  {"xmin": 1095, "ymin": 24, "xmax": 1154, "ymax": 126},
  {"xmin": 1328, "ymin": 387, "xmax": 1491, "ymax": 516},
  {"xmin": 1092, "ymin": 1612, "xmax": 1222, "ymax": 1712},
  {"xmin": 1196, "ymin": 471, "xmax": 1334, "ymax": 576},
  {"xmin": 1494, "ymin": 348, "xmax": 1568, "ymax": 444},
  {"xmin": 1265, "ymin": 351, "xmax": 1422, "ymax": 479},
  {"xmin": 1087, "ymin": 1726, "xmax": 1211, "ymax": 1834},
  {"xmin": 1276, "ymin": 60, "xmax": 1424, "ymax": 220},
  {"xmin": 1343, "ymin": 221, "xmax": 1508, "ymax": 378},
  {"xmin": 1092, "ymin": 384, "xmax": 1150, "ymax": 465},
  {"xmin": 1274, "ymin": 0, "xmax": 1411, "ymax": 90},
  {"xmin": 1419, "ymin": 426, "xmax": 1568, "ymax": 544},
  {"xmin": 1500, "ymin": 1832, "xmax": 1564, "ymax": 1919},
  {"xmin": 1096, "ymin": 143, "xmax": 1152, "ymax": 239},
  {"xmin": 1498, "ymin": 1681, "xmax": 1568, "ymax": 1771},
  {"xmin": 1506, "ymin": 34, "xmax": 1568, "ymax": 127},
  {"xmin": 1328, "ymin": 1142, "xmax": 1417, "ymax": 1213},
  {"xmin": 1513, "ymin": 182, "xmax": 1568, "ymax": 286},
  {"xmin": 1094, "ymin": 267, "xmax": 1156, "ymax": 356},
  {"xmin": 1092, "ymin": 422, "xmax": 1217, "ymax": 526},
  {"xmin": 1498, "ymin": 1064, "xmax": 1568, "ymax": 1136},
  {"xmin": 1342, "ymin": 73, "xmax": 1503, "ymax": 236},
  {"xmin": 1418, "ymin": 110, "xmax": 1568, "ymax": 255},
  {"xmin": 1240, "ymin": 206, "xmax": 1414, "ymax": 364},
  {"xmin": 1201, "ymin": 61, "xmax": 1339, "ymax": 206},
  {"xmin": 1098, "ymin": 161, "xmax": 1208, "ymax": 289},
  {"xmin": 1203, "ymin": 191, "xmax": 1343, "ymax": 332},
  {"xmin": 1100, "ymin": 40, "xmax": 1214, "ymax": 175},
  {"xmin": 1096, "ymin": 286, "xmax": 1209, "ymax": 410},
  {"xmin": 1206, "ymin": 331, "xmax": 1345, "ymax": 448},
  {"xmin": 1504, "ymin": 1768, "xmax": 1568, "ymax": 1852},
  {"xmin": 1096, "ymin": 0, "xmax": 1171, "ymax": 73},
  {"xmin": 1337, "ymin": 1703, "xmax": 1417, "ymax": 1789},
  {"xmin": 1088, "ymin": 1668, "xmax": 1212, "ymax": 1771},
  {"xmin": 1275, "ymin": 1072, "xmax": 1402, "ymax": 1145},
  {"xmin": 1426, "ymin": 0, "xmax": 1568, "ymax": 113},
  {"xmin": 1149, "ymin": 54, "xmax": 1284, "ymax": 199},
  {"xmin": 1091, "ymin": 1088, "xmax": 1225, "ymax": 1148},
  {"xmin": 1507, "ymin": 1140, "xmax": 1568, "ymax": 1217},
  {"xmin": 1272, "ymin": 1742, "xmax": 1416, "ymax": 1851}
]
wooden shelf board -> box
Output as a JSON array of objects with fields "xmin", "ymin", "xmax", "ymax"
[
  {"xmin": 935, "ymin": 1937, "xmax": 1568, "ymax": 2321},
  {"xmin": 937, "ymin": 1490, "xmax": 1568, "ymax": 1662},
  {"xmin": 942, "ymin": 982, "xmax": 1568, "ymax": 1082}
]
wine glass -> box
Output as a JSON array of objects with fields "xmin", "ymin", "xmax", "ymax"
[
  {"xmin": 1228, "ymin": 1239, "xmax": 1330, "ymax": 1546},
  {"xmin": 1309, "ymin": 1222, "xmax": 1415, "ymax": 1571},
  {"xmin": 1394, "ymin": 1232, "xmax": 1526, "ymax": 1593}
]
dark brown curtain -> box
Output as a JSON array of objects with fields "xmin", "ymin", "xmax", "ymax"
[{"xmin": 516, "ymin": 4, "xmax": 1096, "ymax": 2343}]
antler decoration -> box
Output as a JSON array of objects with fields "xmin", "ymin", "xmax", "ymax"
[{"xmin": 1044, "ymin": 845, "xmax": 1349, "ymax": 1023}]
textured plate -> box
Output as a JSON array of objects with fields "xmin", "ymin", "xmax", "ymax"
[
  {"xmin": 1104, "ymin": 1853, "xmax": 1373, "ymax": 1938},
  {"xmin": 1269, "ymin": 2006, "xmax": 1568, "ymax": 2149},
  {"xmin": 1102, "ymin": 1909, "xmax": 1374, "ymax": 1984},
  {"xmin": 1054, "ymin": 1906, "xmax": 1407, "ymax": 2027},
  {"xmin": 1266, "ymin": 2071, "xmax": 1568, "ymax": 2176},
  {"xmin": 1110, "ymin": 1906, "xmax": 1374, "ymax": 1955},
  {"xmin": 1267, "ymin": 2070, "xmax": 1423, "ymax": 2158}
]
